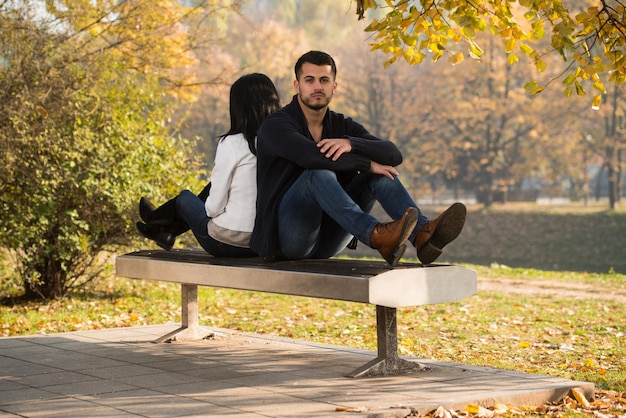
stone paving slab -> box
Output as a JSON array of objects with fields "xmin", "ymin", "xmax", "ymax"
[{"xmin": 0, "ymin": 324, "xmax": 594, "ymax": 417}]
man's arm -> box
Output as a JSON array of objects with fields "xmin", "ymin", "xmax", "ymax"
[
  {"xmin": 317, "ymin": 138, "xmax": 352, "ymax": 161},
  {"xmin": 316, "ymin": 139, "xmax": 400, "ymax": 180},
  {"xmin": 340, "ymin": 117, "xmax": 403, "ymax": 166},
  {"xmin": 258, "ymin": 113, "xmax": 372, "ymax": 172},
  {"xmin": 369, "ymin": 160, "xmax": 399, "ymax": 180}
]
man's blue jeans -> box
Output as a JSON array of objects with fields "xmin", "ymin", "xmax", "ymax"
[
  {"xmin": 277, "ymin": 169, "xmax": 428, "ymax": 259},
  {"xmin": 175, "ymin": 190, "xmax": 256, "ymax": 258}
]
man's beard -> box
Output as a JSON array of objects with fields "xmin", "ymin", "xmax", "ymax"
[{"xmin": 299, "ymin": 92, "xmax": 332, "ymax": 111}]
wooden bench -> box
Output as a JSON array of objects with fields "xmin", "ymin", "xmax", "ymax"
[{"xmin": 115, "ymin": 248, "xmax": 477, "ymax": 378}]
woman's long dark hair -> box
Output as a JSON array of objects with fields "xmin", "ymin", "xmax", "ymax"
[{"xmin": 221, "ymin": 73, "xmax": 281, "ymax": 155}]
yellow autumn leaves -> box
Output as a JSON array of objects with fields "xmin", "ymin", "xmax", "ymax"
[{"xmin": 356, "ymin": 1, "xmax": 624, "ymax": 108}]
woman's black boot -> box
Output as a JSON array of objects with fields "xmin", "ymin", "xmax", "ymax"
[
  {"xmin": 139, "ymin": 197, "xmax": 156, "ymax": 223},
  {"xmin": 197, "ymin": 182, "xmax": 211, "ymax": 202},
  {"xmin": 152, "ymin": 196, "xmax": 189, "ymax": 235},
  {"xmin": 148, "ymin": 197, "xmax": 178, "ymax": 226},
  {"xmin": 136, "ymin": 222, "xmax": 175, "ymax": 250},
  {"xmin": 139, "ymin": 196, "xmax": 189, "ymax": 236}
]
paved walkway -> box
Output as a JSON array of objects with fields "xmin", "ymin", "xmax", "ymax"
[{"xmin": 1, "ymin": 324, "xmax": 594, "ymax": 417}]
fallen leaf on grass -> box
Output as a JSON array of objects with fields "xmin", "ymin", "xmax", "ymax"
[
  {"xmin": 571, "ymin": 387, "xmax": 591, "ymax": 408},
  {"xmin": 335, "ymin": 406, "xmax": 368, "ymax": 412},
  {"xmin": 421, "ymin": 390, "xmax": 626, "ymax": 418},
  {"xmin": 433, "ymin": 405, "xmax": 452, "ymax": 418}
]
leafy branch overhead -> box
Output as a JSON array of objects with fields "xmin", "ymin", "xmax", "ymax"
[{"xmin": 355, "ymin": 0, "xmax": 625, "ymax": 108}]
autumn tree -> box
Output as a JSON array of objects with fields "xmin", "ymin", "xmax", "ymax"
[
  {"xmin": 346, "ymin": 0, "xmax": 626, "ymax": 204},
  {"xmin": 579, "ymin": 85, "xmax": 626, "ymax": 208},
  {"xmin": 0, "ymin": 0, "xmax": 239, "ymax": 299},
  {"xmin": 354, "ymin": 0, "xmax": 624, "ymax": 108}
]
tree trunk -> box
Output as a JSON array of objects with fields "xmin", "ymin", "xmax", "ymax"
[
  {"xmin": 608, "ymin": 165, "xmax": 617, "ymax": 209},
  {"xmin": 595, "ymin": 164, "xmax": 605, "ymax": 201},
  {"xmin": 617, "ymin": 148, "xmax": 623, "ymax": 205},
  {"xmin": 23, "ymin": 256, "xmax": 65, "ymax": 300}
]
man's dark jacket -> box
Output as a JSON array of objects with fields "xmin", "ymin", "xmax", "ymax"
[{"xmin": 250, "ymin": 95, "xmax": 403, "ymax": 259}]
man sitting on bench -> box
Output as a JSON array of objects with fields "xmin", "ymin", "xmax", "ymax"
[{"xmin": 251, "ymin": 51, "xmax": 466, "ymax": 266}]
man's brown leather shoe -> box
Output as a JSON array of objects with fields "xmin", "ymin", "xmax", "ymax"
[
  {"xmin": 414, "ymin": 202, "xmax": 466, "ymax": 264},
  {"xmin": 370, "ymin": 207, "xmax": 419, "ymax": 266}
]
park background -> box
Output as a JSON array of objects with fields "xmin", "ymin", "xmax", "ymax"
[
  {"xmin": 1, "ymin": 1, "xmax": 626, "ymax": 414},
  {"xmin": 2, "ymin": 0, "xmax": 626, "ymax": 299}
]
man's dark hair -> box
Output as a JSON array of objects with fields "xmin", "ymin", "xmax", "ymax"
[{"xmin": 294, "ymin": 50, "xmax": 337, "ymax": 80}]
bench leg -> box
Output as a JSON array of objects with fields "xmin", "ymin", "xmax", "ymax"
[
  {"xmin": 346, "ymin": 305, "xmax": 427, "ymax": 378},
  {"xmin": 153, "ymin": 284, "xmax": 213, "ymax": 343}
]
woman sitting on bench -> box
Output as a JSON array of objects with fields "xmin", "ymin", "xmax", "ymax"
[{"xmin": 136, "ymin": 73, "xmax": 281, "ymax": 257}]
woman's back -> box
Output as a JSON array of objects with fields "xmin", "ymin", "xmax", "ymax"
[{"xmin": 206, "ymin": 133, "xmax": 257, "ymax": 240}]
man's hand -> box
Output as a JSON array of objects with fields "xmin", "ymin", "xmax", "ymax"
[
  {"xmin": 317, "ymin": 138, "xmax": 352, "ymax": 161},
  {"xmin": 369, "ymin": 161, "xmax": 398, "ymax": 180}
]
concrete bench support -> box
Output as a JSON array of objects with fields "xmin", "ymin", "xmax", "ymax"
[
  {"xmin": 116, "ymin": 249, "xmax": 477, "ymax": 378},
  {"xmin": 346, "ymin": 306, "xmax": 426, "ymax": 378},
  {"xmin": 153, "ymin": 284, "xmax": 214, "ymax": 343}
]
